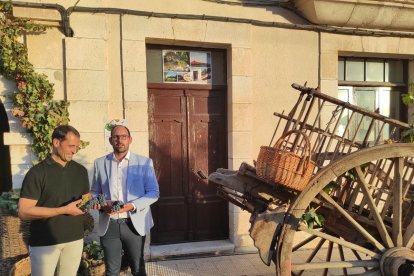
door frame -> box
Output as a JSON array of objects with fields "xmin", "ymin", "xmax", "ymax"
[{"xmin": 148, "ymin": 82, "xmax": 229, "ymax": 244}]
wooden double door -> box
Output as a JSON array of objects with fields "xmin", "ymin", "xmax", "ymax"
[{"xmin": 148, "ymin": 84, "xmax": 228, "ymax": 244}]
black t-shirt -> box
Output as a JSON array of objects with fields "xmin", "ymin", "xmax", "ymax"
[{"xmin": 20, "ymin": 156, "xmax": 89, "ymax": 246}]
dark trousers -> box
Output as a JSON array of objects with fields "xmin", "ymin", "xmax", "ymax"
[{"xmin": 100, "ymin": 219, "xmax": 146, "ymax": 276}]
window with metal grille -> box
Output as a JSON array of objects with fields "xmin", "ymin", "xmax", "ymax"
[{"xmin": 338, "ymin": 57, "xmax": 407, "ymax": 141}]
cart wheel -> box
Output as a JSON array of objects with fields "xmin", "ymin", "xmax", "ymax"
[{"xmin": 277, "ymin": 144, "xmax": 414, "ymax": 276}]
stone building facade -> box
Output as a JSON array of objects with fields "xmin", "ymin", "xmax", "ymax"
[{"xmin": 1, "ymin": 0, "xmax": 414, "ymax": 257}]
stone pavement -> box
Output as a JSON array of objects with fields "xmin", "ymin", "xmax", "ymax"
[
  {"xmin": 144, "ymin": 253, "xmax": 275, "ymax": 276},
  {"xmin": 120, "ymin": 249, "xmax": 366, "ymax": 276}
]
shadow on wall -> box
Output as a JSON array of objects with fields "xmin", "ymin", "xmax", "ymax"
[{"xmin": 0, "ymin": 99, "xmax": 12, "ymax": 192}]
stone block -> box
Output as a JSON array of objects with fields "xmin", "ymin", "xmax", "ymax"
[
  {"xmin": 36, "ymin": 69, "xmax": 65, "ymax": 101},
  {"xmin": 26, "ymin": 28, "xmax": 64, "ymax": 69},
  {"xmin": 75, "ymin": 132, "xmax": 107, "ymax": 164},
  {"xmin": 320, "ymin": 51, "xmax": 338, "ymax": 80},
  {"xmin": 3, "ymin": 102, "xmax": 31, "ymax": 133},
  {"xmin": 232, "ymin": 210, "xmax": 252, "ymax": 234},
  {"xmin": 70, "ymin": 13, "xmax": 107, "ymax": 39},
  {"xmin": 231, "ymin": 47, "xmax": 252, "ymax": 77},
  {"xmin": 397, "ymin": 37, "xmax": 414, "ymax": 55},
  {"xmin": 65, "ymin": 38, "xmax": 107, "ymax": 70},
  {"xmin": 9, "ymin": 145, "xmax": 35, "ymax": 165},
  {"xmin": 11, "ymin": 164, "xmax": 31, "ymax": 189},
  {"xmin": 320, "ymin": 79, "xmax": 339, "ymax": 97},
  {"xmin": 13, "ymin": 6, "xmax": 61, "ymax": 21},
  {"xmin": 228, "ymin": 131, "xmax": 252, "ymax": 159},
  {"xmin": 232, "ymin": 233, "xmax": 254, "ymax": 248},
  {"xmin": 67, "ymin": 70, "xmax": 108, "ymax": 101},
  {"xmin": 320, "ymin": 33, "xmax": 341, "ymax": 53},
  {"xmin": 0, "ymin": 76, "xmax": 16, "ymax": 99},
  {"xmin": 122, "ymin": 40, "xmax": 146, "ymax": 72},
  {"xmin": 3, "ymin": 132, "xmax": 31, "ymax": 146},
  {"xmin": 125, "ymin": 101, "xmax": 149, "ymax": 132},
  {"xmin": 171, "ymin": 19, "xmax": 207, "ymax": 42},
  {"xmin": 205, "ymin": 21, "xmax": 251, "ymax": 48},
  {"xmin": 230, "ymin": 103, "xmax": 253, "ymax": 132},
  {"xmin": 122, "ymin": 15, "xmax": 172, "ymax": 41},
  {"xmin": 68, "ymin": 101, "xmax": 108, "ymax": 132},
  {"xmin": 230, "ymin": 76, "xmax": 253, "ymax": 104},
  {"xmin": 124, "ymin": 71, "xmax": 147, "ymax": 101},
  {"xmin": 228, "ymin": 158, "xmax": 251, "ymax": 171},
  {"xmin": 229, "ymin": 203, "xmax": 243, "ymax": 214}
]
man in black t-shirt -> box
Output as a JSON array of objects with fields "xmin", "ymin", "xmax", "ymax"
[{"xmin": 19, "ymin": 125, "xmax": 89, "ymax": 276}]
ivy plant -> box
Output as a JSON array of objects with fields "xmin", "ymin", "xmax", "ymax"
[{"xmin": 0, "ymin": 2, "xmax": 87, "ymax": 162}]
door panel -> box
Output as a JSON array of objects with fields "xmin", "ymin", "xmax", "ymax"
[
  {"xmin": 149, "ymin": 89, "xmax": 189, "ymax": 243},
  {"xmin": 149, "ymin": 86, "xmax": 228, "ymax": 244},
  {"xmin": 188, "ymin": 90, "xmax": 228, "ymax": 240}
]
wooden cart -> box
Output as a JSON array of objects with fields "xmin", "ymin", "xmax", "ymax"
[{"xmin": 209, "ymin": 83, "xmax": 414, "ymax": 276}]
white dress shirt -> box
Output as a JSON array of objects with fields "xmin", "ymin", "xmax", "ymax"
[{"xmin": 110, "ymin": 151, "xmax": 130, "ymax": 219}]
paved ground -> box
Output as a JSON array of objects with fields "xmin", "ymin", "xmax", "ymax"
[
  {"xmin": 120, "ymin": 249, "xmax": 369, "ymax": 276},
  {"xmin": 144, "ymin": 253, "xmax": 275, "ymax": 276}
]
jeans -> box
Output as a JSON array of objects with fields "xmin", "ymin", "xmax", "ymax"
[{"xmin": 100, "ymin": 219, "xmax": 146, "ymax": 276}]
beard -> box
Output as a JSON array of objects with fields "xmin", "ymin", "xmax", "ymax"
[{"xmin": 113, "ymin": 143, "xmax": 129, "ymax": 153}]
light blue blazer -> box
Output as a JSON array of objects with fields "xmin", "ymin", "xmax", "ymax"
[{"xmin": 91, "ymin": 152, "xmax": 159, "ymax": 236}]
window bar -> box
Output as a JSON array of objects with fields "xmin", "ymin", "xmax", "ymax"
[
  {"xmin": 333, "ymin": 109, "xmax": 357, "ymax": 161},
  {"xmin": 374, "ymin": 121, "xmax": 387, "ymax": 145},
  {"xmin": 320, "ymin": 106, "xmax": 345, "ymax": 164},
  {"xmin": 346, "ymin": 115, "xmax": 366, "ymax": 154},
  {"xmin": 313, "ymin": 105, "xmax": 342, "ymax": 167},
  {"xmin": 362, "ymin": 115, "xmax": 378, "ymax": 147}
]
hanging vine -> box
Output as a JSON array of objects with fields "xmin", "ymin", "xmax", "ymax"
[{"xmin": 0, "ymin": 2, "xmax": 83, "ymax": 161}]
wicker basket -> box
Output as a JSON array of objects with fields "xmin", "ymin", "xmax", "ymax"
[
  {"xmin": 0, "ymin": 213, "xmax": 30, "ymax": 275},
  {"xmin": 256, "ymin": 130, "xmax": 316, "ymax": 191},
  {"xmin": 9, "ymin": 256, "xmax": 30, "ymax": 276}
]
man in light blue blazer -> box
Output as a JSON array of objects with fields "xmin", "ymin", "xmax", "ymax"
[{"xmin": 91, "ymin": 125, "xmax": 159, "ymax": 276}]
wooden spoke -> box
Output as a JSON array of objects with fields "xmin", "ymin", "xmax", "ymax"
[
  {"xmin": 292, "ymin": 234, "xmax": 318, "ymax": 252},
  {"xmin": 392, "ymin": 157, "xmax": 403, "ymax": 247},
  {"xmin": 296, "ymin": 238, "xmax": 326, "ymax": 276},
  {"xmin": 338, "ymin": 245, "xmax": 349, "ymax": 276},
  {"xmin": 276, "ymin": 145, "xmax": 414, "ymax": 276},
  {"xmin": 322, "ymin": 241, "xmax": 333, "ymax": 276},
  {"xmin": 319, "ymin": 191, "xmax": 386, "ymax": 252},
  {"xmin": 297, "ymin": 223, "xmax": 380, "ymax": 259},
  {"xmin": 403, "ymin": 216, "xmax": 414, "ymax": 248},
  {"xmin": 355, "ymin": 166, "xmax": 394, "ymax": 248},
  {"xmin": 292, "ymin": 260, "xmax": 379, "ymax": 271},
  {"xmin": 350, "ymin": 249, "xmax": 369, "ymax": 272}
]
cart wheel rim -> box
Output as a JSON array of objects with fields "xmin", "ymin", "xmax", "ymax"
[{"xmin": 278, "ymin": 143, "xmax": 414, "ymax": 276}]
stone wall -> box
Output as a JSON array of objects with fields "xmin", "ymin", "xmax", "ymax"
[{"xmin": 2, "ymin": 0, "xmax": 414, "ymax": 252}]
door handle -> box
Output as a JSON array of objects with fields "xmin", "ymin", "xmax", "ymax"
[{"xmin": 197, "ymin": 170, "xmax": 208, "ymax": 179}]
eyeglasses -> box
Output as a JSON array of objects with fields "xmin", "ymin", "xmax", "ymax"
[{"xmin": 110, "ymin": 135, "xmax": 130, "ymax": 140}]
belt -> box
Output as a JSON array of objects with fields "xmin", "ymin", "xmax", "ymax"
[{"xmin": 110, "ymin": 218, "xmax": 131, "ymax": 224}]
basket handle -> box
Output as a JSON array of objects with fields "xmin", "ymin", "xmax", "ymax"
[{"xmin": 273, "ymin": 130, "xmax": 313, "ymax": 170}]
